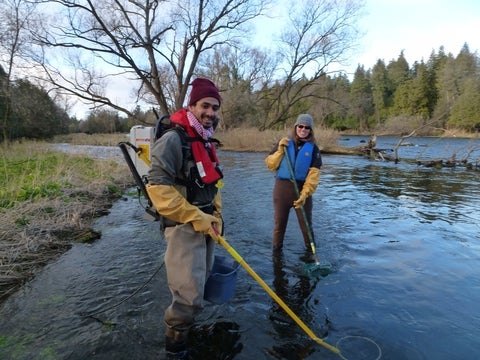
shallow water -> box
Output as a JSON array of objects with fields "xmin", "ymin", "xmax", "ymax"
[{"xmin": 1, "ymin": 136, "xmax": 479, "ymax": 359}]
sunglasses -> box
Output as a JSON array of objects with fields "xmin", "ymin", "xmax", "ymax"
[{"xmin": 297, "ymin": 125, "xmax": 311, "ymax": 130}]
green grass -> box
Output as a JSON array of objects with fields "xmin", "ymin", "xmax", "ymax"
[{"xmin": 0, "ymin": 142, "xmax": 129, "ymax": 209}]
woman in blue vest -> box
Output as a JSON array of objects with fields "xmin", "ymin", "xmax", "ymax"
[{"xmin": 265, "ymin": 114, "xmax": 322, "ymax": 252}]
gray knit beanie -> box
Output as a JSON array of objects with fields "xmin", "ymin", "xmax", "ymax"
[{"xmin": 294, "ymin": 114, "xmax": 313, "ymax": 128}]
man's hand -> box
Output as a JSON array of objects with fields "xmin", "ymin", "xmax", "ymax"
[
  {"xmin": 192, "ymin": 213, "xmax": 220, "ymax": 234},
  {"xmin": 213, "ymin": 210, "xmax": 223, "ymax": 235}
]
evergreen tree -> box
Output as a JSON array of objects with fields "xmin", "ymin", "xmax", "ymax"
[
  {"xmin": 350, "ymin": 65, "xmax": 374, "ymax": 130},
  {"xmin": 386, "ymin": 51, "xmax": 411, "ymax": 112},
  {"xmin": 409, "ymin": 61, "xmax": 436, "ymax": 119},
  {"xmin": 448, "ymin": 77, "xmax": 480, "ymax": 131},
  {"xmin": 455, "ymin": 43, "xmax": 478, "ymax": 87},
  {"xmin": 370, "ymin": 59, "xmax": 389, "ymax": 126},
  {"xmin": 424, "ymin": 48, "xmax": 446, "ymax": 123},
  {"xmin": 434, "ymin": 54, "xmax": 457, "ymax": 127}
]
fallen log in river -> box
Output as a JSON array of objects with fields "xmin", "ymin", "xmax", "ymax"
[{"xmin": 321, "ymin": 134, "xmax": 479, "ymax": 170}]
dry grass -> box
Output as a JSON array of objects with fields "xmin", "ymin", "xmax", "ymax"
[
  {"xmin": 52, "ymin": 132, "xmax": 128, "ymax": 146},
  {"xmin": 53, "ymin": 127, "xmax": 341, "ymax": 152},
  {"xmin": 216, "ymin": 126, "xmax": 340, "ymax": 152},
  {"xmin": 441, "ymin": 128, "xmax": 480, "ymax": 139}
]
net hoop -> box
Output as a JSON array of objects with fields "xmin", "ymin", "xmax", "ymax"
[{"xmin": 336, "ymin": 335, "xmax": 382, "ymax": 360}]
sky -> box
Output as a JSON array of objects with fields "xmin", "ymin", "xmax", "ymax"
[
  {"xmin": 346, "ymin": 0, "xmax": 480, "ymax": 75},
  {"xmin": 71, "ymin": 0, "xmax": 480, "ymax": 119}
]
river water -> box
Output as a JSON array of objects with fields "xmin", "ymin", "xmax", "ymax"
[{"xmin": 1, "ymin": 136, "xmax": 479, "ymax": 360}]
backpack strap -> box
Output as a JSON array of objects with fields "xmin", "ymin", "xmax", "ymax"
[{"xmin": 154, "ymin": 114, "xmax": 172, "ymax": 141}]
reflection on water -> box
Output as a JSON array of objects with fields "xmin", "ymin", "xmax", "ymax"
[
  {"xmin": 348, "ymin": 163, "xmax": 480, "ymax": 227},
  {"xmin": 1, "ymin": 137, "xmax": 480, "ymax": 359},
  {"xmin": 267, "ymin": 252, "xmax": 330, "ymax": 359}
]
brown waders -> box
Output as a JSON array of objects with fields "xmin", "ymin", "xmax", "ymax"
[
  {"xmin": 272, "ymin": 178, "xmax": 314, "ymax": 252},
  {"xmin": 163, "ymin": 222, "xmax": 215, "ymax": 357}
]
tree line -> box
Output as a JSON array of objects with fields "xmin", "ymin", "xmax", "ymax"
[{"xmin": 1, "ymin": 0, "xmax": 479, "ymax": 143}]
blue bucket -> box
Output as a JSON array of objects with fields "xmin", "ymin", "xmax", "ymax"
[{"xmin": 204, "ymin": 255, "xmax": 239, "ymax": 304}]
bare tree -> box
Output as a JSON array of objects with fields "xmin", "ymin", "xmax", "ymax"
[
  {"xmin": 187, "ymin": 0, "xmax": 364, "ymax": 130},
  {"xmin": 259, "ymin": 0, "xmax": 363, "ymax": 129},
  {"xmin": 28, "ymin": 0, "xmax": 269, "ymax": 120},
  {"xmin": 198, "ymin": 44, "xmax": 276, "ymax": 128}
]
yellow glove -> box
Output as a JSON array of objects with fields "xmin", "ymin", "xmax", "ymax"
[
  {"xmin": 192, "ymin": 213, "xmax": 220, "ymax": 234},
  {"xmin": 293, "ymin": 167, "xmax": 320, "ymax": 209},
  {"xmin": 278, "ymin": 137, "xmax": 289, "ymax": 150},
  {"xmin": 146, "ymin": 184, "xmax": 219, "ymax": 235},
  {"xmin": 293, "ymin": 193, "xmax": 307, "ymax": 209},
  {"xmin": 212, "ymin": 211, "xmax": 223, "ymax": 235},
  {"xmin": 265, "ymin": 137, "xmax": 290, "ymax": 171},
  {"xmin": 212, "ymin": 190, "xmax": 223, "ymax": 235},
  {"xmin": 213, "ymin": 190, "xmax": 222, "ymax": 215}
]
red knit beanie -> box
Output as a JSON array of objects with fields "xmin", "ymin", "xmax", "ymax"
[{"xmin": 188, "ymin": 78, "xmax": 221, "ymax": 106}]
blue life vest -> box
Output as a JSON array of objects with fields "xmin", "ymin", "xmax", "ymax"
[{"xmin": 276, "ymin": 140, "xmax": 313, "ymax": 181}]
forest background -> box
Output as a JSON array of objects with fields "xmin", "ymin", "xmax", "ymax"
[{"xmin": 1, "ymin": 0, "xmax": 480, "ymax": 143}]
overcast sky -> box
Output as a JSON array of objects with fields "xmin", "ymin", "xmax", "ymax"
[{"xmin": 348, "ymin": 0, "xmax": 480, "ymax": 74}]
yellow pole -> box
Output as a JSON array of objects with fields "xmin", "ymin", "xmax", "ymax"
[{"xmin": 214, "ymin": 233, "xmax": 340, "ymax": 355}]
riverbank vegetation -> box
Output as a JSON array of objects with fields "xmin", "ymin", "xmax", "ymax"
[
  {"xmin": 0, "ymin": 141, "xmax": 132, "ymax": 302},
  {"xmin": 53, "ymin": 127, "xmax": 341, "ymax": 152}
]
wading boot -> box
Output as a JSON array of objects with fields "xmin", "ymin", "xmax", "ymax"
[{"xmin": 165, "ymin": 327, "xmax": 188, "ymax": 359}]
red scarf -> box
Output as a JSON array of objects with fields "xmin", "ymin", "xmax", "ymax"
[{"xmin": 170, "ymin": 109, "xmax": 222, "ymax": 185}]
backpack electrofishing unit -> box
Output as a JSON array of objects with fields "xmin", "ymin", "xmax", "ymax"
[{"xmin": 118, "ymin": 113, "xmax": 175, "ymax": 221}]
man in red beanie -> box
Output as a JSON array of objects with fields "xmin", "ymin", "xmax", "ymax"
[
  {"xmin": 146, "ymin": 78, "xmax": 223, "ymax": 358},
  {"xmin": 188, "ymin": 78, "xmax": 222, "ymax": 106}
]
